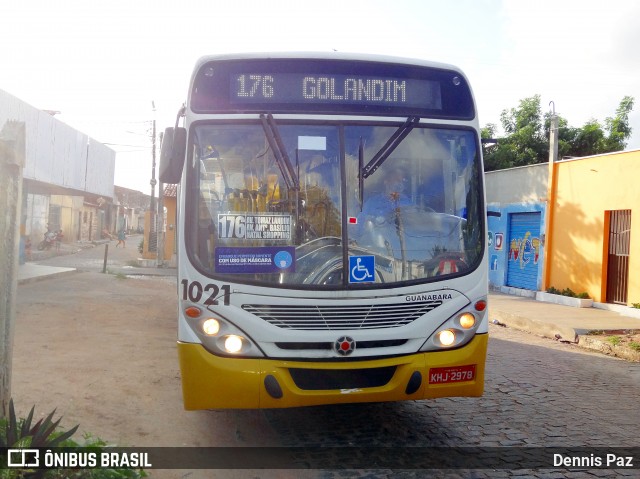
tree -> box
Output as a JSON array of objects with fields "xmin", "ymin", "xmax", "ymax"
[
  {"xmin": 483, "ymin": 95, "xmax": 634, "ymax": 171},
  {"xmin": 604, "ymin": 95, "xmax": 634, "ymax": 152},
  {"xmin": 483, "ymin": 95, "xmax": 547, "ymax": 170}
]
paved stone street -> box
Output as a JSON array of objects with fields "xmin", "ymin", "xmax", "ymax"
[
  {"xmin": 258, "ymin": 324, "xmax": 640, "ymax": 477},
  {"xmin": 13, "ymin": 243, "xmax": 640, "ymax": 478}
]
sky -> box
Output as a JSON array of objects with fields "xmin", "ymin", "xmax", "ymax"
[{"xmin": 2, "ymin": 0, "xmax": 640, "ymax": 193}]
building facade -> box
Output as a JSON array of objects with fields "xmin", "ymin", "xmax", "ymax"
[
  {"xmin": 485, "ymin": 150, "xmax": 639, "ymax": 307},
  {"xmin": 485, "ymin": 163, "xmax": 548, "ymax": 294},
  {"xmin": 1, "ymin": 88, "xmax": 116, "ymax": 257},
  {"xmin": 547, "ymin": 150, "xmax": 639, "ymax": 305}
]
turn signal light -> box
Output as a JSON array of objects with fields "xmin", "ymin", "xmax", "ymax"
[{"xmin": 185, "ymin": 306, "xmax": 202, "ymax": 318}]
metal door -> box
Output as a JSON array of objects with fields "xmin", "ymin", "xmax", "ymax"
[
  {"xmin": 606, "ymin": 210, "xmax": 631, "ymax": 304},
  {"xmin": 506, "ymin": 212, "xmax": 542, "ymax": 290}
]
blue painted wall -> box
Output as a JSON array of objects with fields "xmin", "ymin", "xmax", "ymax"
[{"xmin": 487, "ymin": 202, "xmax": 546, "ymax": 291}]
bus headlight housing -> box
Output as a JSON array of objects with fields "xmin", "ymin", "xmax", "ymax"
[
  {"xmin": 421, "ymin": 308, "xmax": 483, "ymax": 352},
  {"xmin": 181, "ymin": 303, "xmax": 264, "ymax": 357}
]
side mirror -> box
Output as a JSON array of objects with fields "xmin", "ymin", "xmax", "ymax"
[{"xmin": 159, "ymin": 127, "xmax": 186, "ymax": 184}]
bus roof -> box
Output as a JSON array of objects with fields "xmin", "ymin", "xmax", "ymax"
[{"xmin": 192, "ymin": 52, "xmax": 465, "ymax": 76}]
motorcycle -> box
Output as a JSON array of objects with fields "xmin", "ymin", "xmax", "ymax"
[{"xmin": 37, "ymin": 231, "xmax": 58, "ymax": 251}]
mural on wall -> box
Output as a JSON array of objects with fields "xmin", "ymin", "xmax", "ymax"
[
  {"xmin": 494, "ymin": 233, "xmax": 503, "ymax": 251},
  {"xmin": 508, "ymin": 232, "xmax": 541, "ymax": 269},
  {"xmin": 488, "ymin": 232, "xmax": 504, "ymax": 272}
]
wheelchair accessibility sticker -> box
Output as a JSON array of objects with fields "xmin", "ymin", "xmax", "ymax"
[{"xmin": 349, "ymin": 255, "xmax": 375, "ymax": 283}]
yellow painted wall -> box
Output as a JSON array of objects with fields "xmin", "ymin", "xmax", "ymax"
[{"xmin": 548, "ymin": 150, "xmax": 640, "ymax": 304}]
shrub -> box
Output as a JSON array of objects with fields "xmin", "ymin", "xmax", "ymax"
[
  {"xmin": 607, "ymin": 336, "xmax": 621, "ymax": 346},
  {"xmin": 0, "ymin": 399, "xmax": 146, "ymax": 478},
  {"xmin": 546, "ymin": 286, "xmax": 590, "ymax": 299},
  {"xmin": 0, "ymin": 399, "xmax": 78, "ymax": 449}
]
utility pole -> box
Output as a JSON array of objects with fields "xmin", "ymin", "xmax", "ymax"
[
  {"xmin": 156, "ymin": 131, "xmax": 165, "ymax": 267},
  {"xmin": 149, "ymin": 101, "xmax": 157, "ymax": 255},
  {"xmin": 0, "ymin": 121, "xmax": 25, "ymax": 416},
  {"xmin": 542, "ymin": 102, "xmax": 559, "ymax": 291}
]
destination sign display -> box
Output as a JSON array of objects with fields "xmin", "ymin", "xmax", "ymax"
[
  {"xmin": 230, "ymin": 73, "xmax": 442, "ymax": 110},
  {"xmin": 191, "ymin": 58, "xmax": 475, "ymax": 119}
]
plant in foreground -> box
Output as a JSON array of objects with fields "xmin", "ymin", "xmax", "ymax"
[
  {"xmin": 0, "ymin": 399, "xmax": 79, "ymax": 449},
  {"xmin": 0, "ymin": 399, "xmax": 146, "ymax": 478}
]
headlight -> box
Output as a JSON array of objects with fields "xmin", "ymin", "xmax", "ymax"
[
  {"xmin": 202, "ymin": 318, "xmax": 220, "ymax": 336},
  {"xmin": 181, "ymin": 301, "xmax": 264, "ymax": 357},
  {"xmin": 224, "ymin": 335, "xmax": 244, "ymax": 353},
  {"xmin": 421, "ymin": 302, "xmax": 485, "ymax": 352},
  {"xmin": 438, "ymin": 329, "xmax": 456, "ymax": 346},
  {"xmin": 459, "ymin": 312, "xmax": 476, "ymax": 329}
]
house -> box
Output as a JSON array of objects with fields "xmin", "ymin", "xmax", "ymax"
[
  {"xmin": 2, "ymin": 88, "xmax": 114, "ymax": 259},
  {"xmin": 485, "ymin": 150, "xmax": 639, "ymax": 307}
]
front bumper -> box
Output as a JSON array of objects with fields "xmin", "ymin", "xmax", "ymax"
[{"xmin": 178, "ymin": 333, "xmax": 487, "ymax": 410}]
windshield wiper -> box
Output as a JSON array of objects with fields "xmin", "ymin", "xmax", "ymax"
[
  {"xmin": 361, "ymin": 116, "xmax": 420, "ymax": 179},
  {"xmin": 260, "ymin": 113, "xmax": 299, "ymax": 190},
  {"xmin": 358, "ymin": 137, "xmax": 364, "ymax": 211}
]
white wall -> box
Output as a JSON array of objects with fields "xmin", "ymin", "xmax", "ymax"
[
  {"xmin": 485, "ymin": 163, "xmax": 548, "ymax": 205},
  {"xmin": 0, "ymin": 89, "xmax": 115, "ymax": 198}
]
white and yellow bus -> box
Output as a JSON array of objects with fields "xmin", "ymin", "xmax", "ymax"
[{"xmin": 160, "ymin": 53, "xmax": 488, "ymax": 409}]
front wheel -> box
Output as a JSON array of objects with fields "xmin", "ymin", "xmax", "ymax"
[{"xmin": 37, "ymin": 240, "xmax": 47, "ymax": 251}]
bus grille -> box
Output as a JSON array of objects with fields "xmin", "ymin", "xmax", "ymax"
[
  {"xmin": 288, "ymin": 366, "xmax": 397, "ymax": 390},
  {"xmin": 241, "ymin": 300, "xmax": 442, "ymax": 330}
]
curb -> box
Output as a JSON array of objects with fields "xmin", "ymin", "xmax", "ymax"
[
  {"xmin": 490, "ymin": 310, "xmax": 578, "ymax": 343},
  {"xmin": 492, "ymin": 309, "xmax": 640, "ymax": 362},
  {"xmin": 18, "ymin": 268, "xmax": 77, "ymax": 285}
]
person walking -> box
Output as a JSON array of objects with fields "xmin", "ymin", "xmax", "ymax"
[
  {"xmin": 116, "ymin": 229, "xmax": 126, "ymax": 248},
  {"xmin": 55, "ymin": 229, "xmax": 64, "ymax": 253}
]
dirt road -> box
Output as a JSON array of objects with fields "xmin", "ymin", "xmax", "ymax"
[{"xmin": 13, "ymin": 242, "xmax": 304, "ymax": 479}]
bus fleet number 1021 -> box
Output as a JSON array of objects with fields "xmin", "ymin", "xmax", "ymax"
[{"xmin": 180, "ymin": 279, "xmax": 231, "ymax": 306}]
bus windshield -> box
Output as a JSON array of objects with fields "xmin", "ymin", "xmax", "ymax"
[{"xmin": 187, "ymin": 119, "xmax": 483, "ymax": 288}]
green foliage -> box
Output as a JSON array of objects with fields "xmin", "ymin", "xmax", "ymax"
[
  {"xmin": 0, "ymin": 400, "xmax": 146, "ymax": 478},
  {"xmin": 607, "ymin": 336, "xmax": 622, "ymax": 346},
  {"xmin": 483, "ymin": 95, "xmax": 634, "ymax": 171},
  {"xmin": 484, "ymin": 95, "xmax": 548, "ymax": 171},
  {"xmin": 629, "ymin": 342, "xmax": 640, "ymax": 352},
  {"xmin": 631, "ymin": 303, "xmax": 640, "ymax": 309},
  {"xmin": 604, "ymin": 96, "xmax": 635, "ymax": 152},
  {"xmin": 546, "ymin": 286, "xmax": 590, "ymax": 299},
  {"xmin": 0, "ymin": 399, "xmax": 79, "ymax": 449}
]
